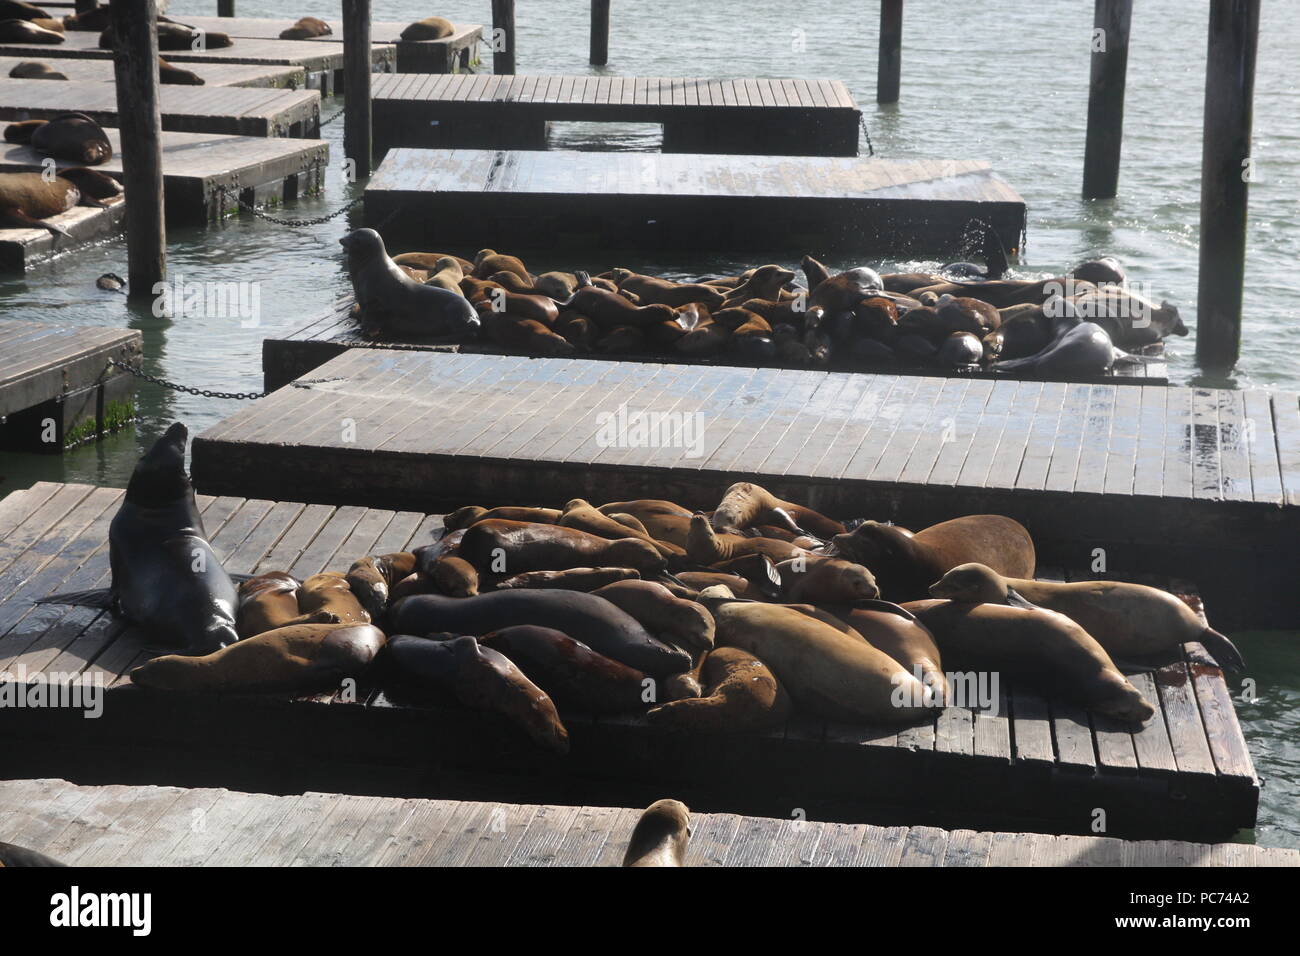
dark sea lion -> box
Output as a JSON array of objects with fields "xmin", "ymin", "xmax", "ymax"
[
  {"xmin": 380, "ymin": 634, "xmax": 569, "ymax": 754},
  {"xmin": 62, "ymin": 6, "xmax": 113, "ymax": 31},
  {"xmin": 902, "ymin": 599, "xmax": 1155, "ymax": 723},
  {"xmin": 345, "ymin": 552, "xmax": 416, "ymax": 620},
  {"xmin": 389, "ymin": 591, "xmax": 691, "ymax": 675},
  {"xmin": 991, "ymin": 307, "xmax": 1053, "ymax": 359},
  {"xmin": 930, "ymin": 563, "xmax": 1245, "ymax": 670},
  {"xmin": 646, "ymin": 646, "xmax": 790, "ymax": 732},
  {"xmin": 131, "ymin": 623, "xmax": 385, "ymax": 695},
  {"xmin": 675, "ymin": 317, "xmax": 730, "ymax": 355},
  {"xmin": 992, "ymin": 320, "xmax": 1127, "ymax": 376},
  {"xmin": 14, "ymin": 112, "xmax": 112, "ymax": 165},
  {"xmin": 0, "ymin": 1, "xmax": 51, "ymax": 19},
  {"xmin": 279, "ymin": 16, "xmax": 331, "ymax": 39},
  {"xmin": 339, "ymin": 228, "xmax": 480, "ymax": 339},
  {"xmin": 400, "ymin": 16, "xmax": 455, "ymax": 41},
  {"xmin": 0, "ymin": 842, "xmax": 65, "ymax": 867},
  {"xmin": 622, "ymin": 799, "xmax": 691, "ymax": 867},
  {"xmin": 777, "ymin": 555, "xmax": 878, "ymax": 604},
  {"xmin": 495, "ymin": 567, "xmax": 641, "ymax": 591},
  {"xmin": 158, "ymin": 56, "xmax": 203, "ymax": 85},
  {"xmin": 937, "ymin": 294, "xmax": 1000, "ymax": 333},
  {"xmin": 711, "ymin": 481, "xmax": 845, "ymax": 538},
  {"xmin": 1066, "ymin": 287, "xmax": 1186, "ymax": 347},
  {"xmin": 608, "ymin": 268, "xmax": 727, "ymax": 308},
  {"xmin": 1070, "ymin": 256, "xmax": 1126, "ymax": 286},
  {"xmin": 935, "ymin": 330, "xmax": 983, "ymax": 367},
  {"xmin": 298, "ymin": 572, "xmax": 370, "ymax": 625},
  {"xmin": 590, "ymin": 580, "xmax": 714, "ymax": 653},
  {"xmin": 444, "ymin": 505, "xmax": 562, "ymax": 530},
  {"xmin": 567, "ymin": 283, "xmax": 676, "ymax": 330},
  {"xmin": 829, "ymin": 601, "xmax": 948, "ymax": 702},
  {"xmin": 0, "ymin": 17, "xmax": 63, "ymax": 42},
  {"xmin": 8, "ymin": 60, "xmax": 66, "ymax": 79},
  {"xmin": 459, "ymin": 519, "xmax": 666, "ymax": 575},
  {"xmin": 808, "ymin": 266, "xmax": 885, "ymax": 313},
  {"xmin": 833, "ymin": 515, "xmax": 1035, "ymax": 602},
  {"xmin": 479, "ymin": 625, "xmax": 647, "ymax": 714}
]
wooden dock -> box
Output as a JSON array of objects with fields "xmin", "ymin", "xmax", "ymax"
[
  {"xmin": 193, "ymin": 349, "xmax": 1299, "ymax": 630},
  {"xmin": 0, "ymin": 483, "xmax": 1260, "ymax": 840},
  {"xmin": 370, "ymin": 74, "xmax": 862, "ymax": 156},
  {"xmin": 0, "ymin": 195, "xmax": 124, "ymax": 272},
  {"xmin": 0, "ymin": 78, "xmax": 320, "ymax": 138},
  {"xmin": 364, "ymin": 148, "xmax": 1027, "ymax": 256},
  {"xmin": 0, "ymin": 55, "xmax": 308, "ymax": 89},
  {"xmin": 0, "ymin": 322, "xmax": 139, "ymax": 451},
  {"xmin": 4, "ymin": 779, "xmax": 1292, "ymax": 867},
  {"xmin": 1, "ymin": 129, "xmax": 327, "ymax": 225},
  {"xmin": 261, "ymin": 296, "xmax": 1168, "ymax": 394}
]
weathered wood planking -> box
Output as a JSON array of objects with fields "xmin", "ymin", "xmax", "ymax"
[
  {"xmin": 260, "ymin": 297, "xmax": 1168, "ymax": 394},
  {"xmin": 3, "ymin": 778, "xmax": 1291, "ymax": 867},
  {"xmin": 0, "ymin": 322, "xmax": 140, "ymax": 449},
  {"xmin": 195, "ymin": 349, "xmax": 1297, "ymax": 628},
  {"xmin": 0, "ymin": 483, "xmax": 1259, "ymax": 840},
  {"xmin": 363, "ymin": 148, "xmax": 1027, "ymax": 256},
  {"xmin": 0, "ymin": 196, "xmax": 125, "ymax": 273},
  {"xmin": 370, "ymin": 74, "xmax": 862, "ymax": 156},
  {"xmin": 1, "ymin": 128, "xmax": 327, "ymax": 224},
  {"xmin": 0, "ymin": 55, "xmax": 307, "ymax": 89},
  {"xmin": 0, "ymin": 78, "xmax": 320, "ymax": 137}
]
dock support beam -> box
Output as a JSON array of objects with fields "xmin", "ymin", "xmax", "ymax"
[
  {"xmin": 110, "ymin": 0, "xmax": 165, "ymax": 300},
  {"xmin": 877, "ymin": 0, "xmax": 903, "ymax": 103},
  {"xmin": 342, "ymin": 0, "xmax": 373, "ymax": 179},
  {"xmin": 1196, "ymin": 0, "xmax": 1260, "ymax": 373},
  {"xmin": 1082, "ymin": 0, "xmax": 1132, "ymax": 199},
  {"xmin": 591, "ymin": 0, "xmax": 610, "ymax": 66},
  {"xmin": 492, "ymin": 0, "xmax": 517, "ymax": 75},
  {"xmin": 218, "ymin": 0, "xmax": 234, "ymax": 16}
]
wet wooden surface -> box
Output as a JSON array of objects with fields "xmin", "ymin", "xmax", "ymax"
[
  {"xmin": 0, "ymin": 482, "xmax": 1261, "ymax": 840},
  {"xmin": 0, "ymin": 56, "xmax": 307, "ymax": 89},
  {"xmin": 2, "ymin": 778, "xmax": 1291, "ymax": 867},
  {"xmin": 0, "ymin": 78, "xmax": 320, "ymax": 137},
  {"xmin": 0, "ymin": 322, "xmax": 140, "ymax": 418}
]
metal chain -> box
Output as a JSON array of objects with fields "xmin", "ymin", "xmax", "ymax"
[
  {"xmin": 319, "ymin": 105, "xmax": 347, "ymax": 126},
  {"xmin": 229, "ymin": 192, "xmax": 365, "ymax": 227},
  {"xmin": 860, "ymin": 115, "xmax": 875, "ymax": 157},
  {"xmin": 109, "ymin": 359, "xmax": 265, "ymax": 401}
]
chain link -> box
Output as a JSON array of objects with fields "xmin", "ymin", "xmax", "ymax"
[
  {"xmin": 228, "ymin": 192, "xmax": 365, "ymax": 227},
  {"xmin": 109, "ymin": 359, "xmax": 265, "ymax": 401},
  {"xmin": 319, "ymin": 105, "xmax": 347, "ymax": 126},
  {"xmin": 860, "ymin": 115, "xmax": 874, "ymax": 157}
]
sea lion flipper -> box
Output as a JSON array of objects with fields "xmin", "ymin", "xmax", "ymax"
[
  {"xmin": 1197, "ymin": 628, "xmax": 1245, "ymax": 672},
  {"xmin": 34, "ymin": 587, "xmax": 113, "ymax": 609},
  {"xmin": 1003, "ymin": 586, "xmax": 1038, "ymax": 610},
  {"xmin": 1, "ymin": 206, "xmax": 70, "ymax": 237}
]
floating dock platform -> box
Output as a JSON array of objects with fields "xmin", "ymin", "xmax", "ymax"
[
  {"xmin": 0, "ymin": 78, "xmax": 320, "ymax": 138},
  {"xmin": 0, "ymin": 482, "xmax": 1260, "ymax": 840},
  {"xmin": 364, "ymin": 148, "xmax": 1027, "ymax": 256},
  {"xmin": 0, "ymin": 322, "xmax": 140, "ymax": 451},
  {"xmin": 4, "ymin": 779, "xmax": 1292, "ymax": 867},
  {"xmin": 1, "ymin": 129, "xmax": 327, "ymax": 225},
  {"xmin": 370, "ymin": 74, "xmax": 862, "ymax": 156},
  {"xmin": 261, "ymin": 297, "xmax": 1168, "ymax": 394},
  {"xmin": 0, "ymin": 55, "xmax": 308, "ymax": 89},
  {"xmin": 194, "ymin": 350, "xmax": 1298, "ymax": 629},
  {"xmin": 0, "ymin": 195, "xmax": 125, "ymax": 273}
]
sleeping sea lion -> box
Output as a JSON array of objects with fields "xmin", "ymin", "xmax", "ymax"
[
  {"xmin": 458, "ymin": 519, "xmax": 666, "ymax": 575},
  {"xmin": 345, "ymin": 552, "xmax": 417, "ymax": 620},
  {"xmin": 478, "ymin": 625, "xmax": 647, "ymax": 714},
  {"xmin": 279, "ymin": 16, "xmax": 331, "ymax": 39},
  {"xmin": 0, "ymin": 17, "xmax": 63, "ymax": 42},
  {"xmin": 8, "ymin": 60, "xmax": 66, "ymax": 79},
  {"xmin": 646, "ymin": 646, "xmax": 790, "ymax": 732},
  {"xmin": 711, "ymin": 481, "xmax": 845, "ymax": 538},
  {"xmin": 400, "ymin": 16, "xmax": 454, "ymax": 41},
  {"xmin": 589, "ymin": 580, "xmax": 715, "ymax": 653}
]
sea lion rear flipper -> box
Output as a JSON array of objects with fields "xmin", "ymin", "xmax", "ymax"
[
  {"xmin": 34, "ymin": 587, "xmax": 114, "ymax": 609},
  {"xmin": 1197, "ymin": 628, "xmax": 1245, "ymax": 672},
  {"xmin": 1, "ymin": 207, "xmax": 70, "ymax": 238},
  {"xmin": 1003, "ymin": 586, "xmax": 1038, "ymax": 610},
  {"xmin": 227, "ymin": 572, "xmax": 255, "ymax": 584}
]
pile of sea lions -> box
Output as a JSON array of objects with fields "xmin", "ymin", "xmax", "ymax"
[
  {"xmin": 0, "ymin": 4, "xmax": 233, "ymax": 48},
  {"xmin": 1, "ymin": 112, "xmax": 121, "ymax": 236},
  {"xmin": 39, "ymin": 426, "xmax": 1244, "ymax": 761},
  {"xmin": 341, "ymin": 227, "xmax": 1187, "ymax": 378}
]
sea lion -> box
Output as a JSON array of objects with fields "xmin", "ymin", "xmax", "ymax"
[
  {"xmin": 345, "ymin": 552, "xmax": 417, "ymax": 620},
  {"xmin": 598, "ymin": 499, "xmax": 692, "ymax": 521},
  {"xmin": 298, "ymin": 572, "xmax": 370, "ymax": 625},
  {"xmin": 935, "ymin": 331, "xmax": 983, "ymax": 367},
  {"xmin": 707, "ymin": 596, "xmax": 935, "ymax": 722},
  {"xmin": 62, "ymin": 6, "xmax": 112, "ymax": 31},
  {"xmin": 482, "ymin": 312, "xmax": 575, "ymax": 355},
  {"xmin": 534, "ymin": 271, "xmax": 579, "ymax": 300},
  {"xmin": 1070, "ymin": 257, "xmax": 1126, "ymax": 286},
  {"xmin": 902, "ymin": 599, "xmax": 1155, "ymax": 723},
  {"xmin": 339, "ymin": 228, "xmax": 481, "ymax": 340},
  {"xmin": 133, "ymin": 623, "xmax": 385, "ymax": 695},
  {"xmin": 0, "ymin": 170, "xmax": 94, "ymax": 236},
  {"xmin": 833, "ymin": 515, "xmax": 1035, "ymax": 602},
  {"xmin": 420, "ymin": 255, "xmax": 464, "ymax": 293},
  {"xmin": 389, "ymin": 591, "xmax": 691, "ymax": 675},
  {"xmin": 444, "ymin": 505, "xmax": 562, "ymax": 530},
  {"xmin": 0, "ymin": 842, "xmax": 65, "ymax": 867},
  {"xmin": 567, "ymin": 283, "xmax": 677, "ymax": 330},
  {"xmin": 608, "ymin": 268, "xmax": 726, "ymax": 309},
  {"xmin": 777, "ymin": 555, "xmax": 878, "ymax": 604},
  {"xmin": 929, "ymin": 563, "xmax": 1245, "ymax": 670},
  {"xmin": 646, "ymin": 646, "xmax": 790, "ymax": 732},
  {"xmin": 379, "ymin": 634, "xmax": 568, "ymax": 754},
  {"xmin": 400, "ymin": 16, "xmax": 455, "ymax": 41},
  {"xmin": 458, "ymin": 519, "xmax": 666, "ymax": 575},
  {"xmin": 495, "ymin": 567, "xmax": 641, "ymax": 591},
  {"xmin": 622, "ymin": 799, "xmax": 691, "ymax": 867},
  {"xmin": 687, "ymin": 514, "xmax": 805, "ymax": 564},
  {"xmin": 559, "ymin": 499, "xmax": 682, "ymax": 558},
  {"xmin": 479, "ymin": 625, "xmax": 647, "ymax": 714},
  {"xmin": 829, "ymin": 601, "xmax": 948, "ymax": 703},
  {"xmin": 7, "ymin": 112, "xmax": 112, "ymax": 165},
  {"xmin": 236, "ymin": 571, "xmax": 304, "ymax": 639},
  {"xmin": 808, "ymin": 266, "xmax": 885, "ymax": 313},
  {"xmin": 158, "ymin": 56, "xmax": 203, "ymax": 85},
  {"xmin": 590, "ymin": 580, "xmax": 714, "ymax": 653},
  {"xmin": 430, "ymin": 554, "xmax": 479, "ymax": 597},
  {"xmin": 279, "ymin": 16, "xmax": 331, "ymax": 40},
  {"xmin": 675, "ymin": 571, "xmax": 759, "ymax": 599},
  {"xmin": 719, "ymin": 264, "xmax": 797, "ymax": 308},
  {"xmin": 992, "ymin": 320, "xmax": 1130, "ymax": 376},
  {"xmin": 0, "ymin": 17, "xmax": 63, "ymax": 42},
  {"xmin": 0, "ymin": 1, "xmax": 51, "ymax": 19},
  {"xmin": 8, "ymin": 60, "xmax": 66, "ymax": 79},
  {"xmin": 393, "ymin": 251, "xmax": 475, "ymax": 275},
  {"xmin": 472, "ymin": 248, "xmax": 529, "ymax": 281},
  {"xmin": 1065, "ymin": 287, "xmax": 1187, "ymax": 347},
  {"xmin": 711, "ymin": 481, "xmax": 845, "ymax": 538}
]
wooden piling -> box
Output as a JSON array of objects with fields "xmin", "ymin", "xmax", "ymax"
[
  {"xmin": 218, "ymin": 0, "xmax": 235, "ymax": 16},
  {"xmin": 1196, "ymin": 0, "xmax": 1260, "ymax": 372},
  {"xmin": 877, "ymin": 0, "xmax": 903, "ymax": 103},
  {"xmin": 590, "ymin": 0, "xmax": 610, "ymax": 66},
  {"xmin": 109, "ymin": 0, "xmax": 166, "ymax": 300},
  {"xmin": 74, "ymin": 0, "xmax": 97, "ymax": 12},
  {"xmin": 492, "ymin": 0, "xmax": 517, "ymax": 75},
  {"xmin": 342, "ymin": 0, "xmax": 373, "ymax": 179},
  {"xmin": 1082, "ymin": 0, "xmax": 1133, "ymax": 199}
]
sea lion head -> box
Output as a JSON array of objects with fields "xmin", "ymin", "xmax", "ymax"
[
  {"xmin": 1091, "ymin": 674, "xmax": 1157, "ymax": 725},
  {"xmin": 1070, "ymin": 257, "xmax": 1126, "ymax": 287},
  {"xmin": 843, "ymin": 266, "xmax": 884, "ymax": 293},
  {"xmin": 1159, "ymin": 300, "xmax": 1187, "ymax": 336},
  {"xmin": 450, "ymin": 636, "xmax": 570, "ymax": 754},
  {"xmin": 828, "ymin": 558, "xmax": 880, "ymax": 601},
  {"xmin": 443, "ymin": 505, "xmax": 487, "ymax": 530},
  {"xmin": 831, "ymin": 520, "xmax": 908, "ymax": 567},
  {"xmin": 339, "ymin": 227, "xmax": 385, "ymax": 258},
  {"xmin": 608, "ymin": 267, "xmax": 634, "ymax": 285},
  {"xmin": 125, "ymin": 422, "xmax": 191, "ymax": 505},
  {"xmin": 622, "ymin": 798, "xmax": 691, "ymax": 867},
  {"xmin": 238, "ymin": 571, "xmax": 300, "ymax": 600},
  {"xmin": 929, "ymin": 562, "xmax": 1006, "ymax": 603},
  {"xmin": 57, "ymin": 166, "xmax": 121, "ymax": 200}
]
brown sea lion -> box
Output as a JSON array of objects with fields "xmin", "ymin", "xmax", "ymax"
[
  {"xmin": 298, "ymin": 572, "xmax": 370, "ymax": 625},
  {"xmin": 345, "ymin": 552, "xmax": 417, "ymax": 620},
  {"xmin": 481, "ymin": 312, "xmax": 574, "ymax": 355},
  {"xmin": 381, "ymin": 634, "xmax": 568, "ymax": 754},
  {"xmin": 777, "ymin": 554, "xmax": 879, "ymax": 604},
  {"xmin": 711, "ymin": 481, "xmax": 845, "ymax": 538},
  {"xmin": 62, "ymin": 6, "xmax": 113, "ymax": 31},
  {"xmin": 495, "ymin": 567, "xmax": 641, "ymax": 591},
  {"xmin": 420, "ymin": 255, "xmax": 464, "ymax": 293},
  {"xmin": 646, "ymin": 646, "xmax": 790, "ymax": 732},
  {"xmin": 720, "ymin": 264, "xmax": 797, "ymax": 308},
  {"xmin": 393, "ymin": 251, "xmax": 475, "ymax": 275},
  {"xmin": 430, "ymin": 554, "xmax": 479, "ymax": 597},
  {"xmin": 687, "ymin": 514, "xmax": 805, "ymax": 564},
  {"xmin": 560, "ymin": 499, "xmax": 683, "ymax": 558},
  {"xmin": 473, "ymin": 248, "xmax": 529, "ymax": 281},
  {"xmin": 236, "ymin": 571, "xmax": 307, "ymax": 639},
  {"xmin": 675, "ymin": 317, "xmax": 731, "ymax": 355},
  {"xmin": 400, "ymin": 16, "xmax": 455, "ymax": 41},
  {"xmin": 158, "ymin": 56, "xmax": 204, "ymax": 85},
  {"xmin": 622, "ymin": 799, "xmax": 691, "ymax": 867},
  {"xmin": 479, "ymin": 625, "xmax": 647, "ymax": 714},
  {"xmin": 131, "ymin": 623, "xmax": 386, "ymax": 695},
  {"xmin": 675, "ymin": 571, "xmax": 759, "ymax": 599},
  {"xmin": 590, "ymin": 580, "xmax": 714, "ymax": 653},
  {"xmin": 534, "ymin": 271, "xmax": 579, "ymax": 300},
  {"xmin": 598, "ymin": 499, "xmax": 692, "ymax": 520},
  {"xmin": 8, "ymin": 60, "xmax": 66, "ymax": 79},
  {"xmin": 808, "ymin": 266, "xmax": 885, "ymax": 313},
  {"xmin": 568, "ymin": 284, "xmax": 676, "ymax": 330},
  {"xmin": 608, "ymin": 268, "xmax": 727, "ymax": 308},
  {"xmin": 929, "ymin": 563, "xmax": 1244, "ymax": 670},
  {"xmin": 0, "ymin": 17, "xmax": 63, "ymax": 42},
  {"xmin": 279, "ymin": 16, "xmax": 331, "ymax": 40},
  {"xmin": 903, "ymin": 599, "xmax": 1155, "ymax": 723},
  {"xmin": 444, "ymin": 505, "xmax": 562, "ymax": 530},
  {"xmin": 833, "ymin": 515, "xmax": 1035, "ymax": 602},
  {"xmin": 459, "ymin": 519, "xmax": 666, "ymax": 575},
  {"xmin": 829, "ymin": 601, "xmax": 948, "ymax": 703}
]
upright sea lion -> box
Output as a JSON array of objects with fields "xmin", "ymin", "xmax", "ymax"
[
  {"xmin": 380, "ymin": 635, "xmax": 569, "ymax": 754},
  {"xmin": 389, "ymin": 591, "xmax": 691, "ymax": 675},
  {"xmin": 711, "ymin": 481, "xmax": 845, "ymax": 538},
  {"xmin": 833, "ymin": 515, "xmax": 1035, "ymax": 602},
  {"xmin": 298, "ymin": 572, "xmax": 370, "ymax": 625},
  {"xmin": 0, "ymin": 17, "xmax": 63, "ymax": 42},
  {"xmin": 902, "ymin": 599, "xmax": 1155, "ymax": 723},
  {"xmin": 459, "ymin": 519, "xmax": 666, "ymax": 575},
  {"xmin": 279, "ymin": 16, "xmax": 331, "ymax": 39},
  {"xmin": 8, "ymin": 60, "xmax": 66, "ymax": 79},
  {"xmin": 590, "ymin": 580, "xmax": 715, "ymax": 653},
  {"xmin": 400, "ymin": 16, "xmax": 455, "ymax": 41},
  {"xmin": 622, "ymin": 799, "xmax": 691, "ymax": 867},
  {"xmin": 132, "ymin": 622, "xmax": 385, "ymax": 695},
  {"xmin": 0, "ymin": 842, "xmax": 65, "ymax": 867},
  {"xmin": 929, "ymin": 563, "xmax": 1245, "ymax": 670},
  {"xmin": 646, "ymin": 646, "xmax": 790, "ymax": 733},
  {"xmin": 345, "ymin": 552, "xmax": 417, "ymax": 620},
  {"xmin": 339, "ymin": 228, "xmax": 480, "ymax": 340},
  {"xmin": 478, "ymin": 625, "xmax": 647, "ymax": 714}
]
